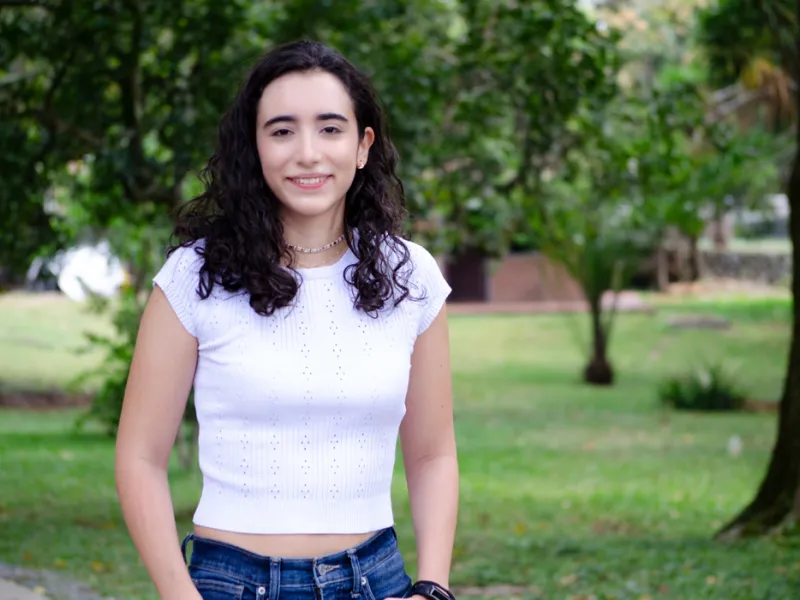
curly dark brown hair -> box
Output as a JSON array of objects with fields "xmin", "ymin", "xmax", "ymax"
[{"xmin": 170, "ymin": 40, "xmax": 414, "ymax": 316}]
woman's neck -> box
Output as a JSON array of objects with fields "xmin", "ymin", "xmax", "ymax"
[
  {"xmin": 282, "ymin": 208, "xmax": 344, "ymax": 247},
  {"xmin": 281, "ymin": 213, "xmax": 347, "ymax": 269}
]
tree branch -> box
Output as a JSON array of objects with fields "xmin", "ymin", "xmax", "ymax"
[
  {"xmin": 709, "ymin": 82, "xmax": 744, "ymax": 105},
  {"xmin": 35, "ymin": 48, "xmax": 105, "ymax": 151},
  {"xmin": 705, "ymin": 88, "xmax": 768, "ymax": 124},
  {"xmin": 118, "ymin": 0, "xmax": 148, "ymax": 202},
  {"xmin": 499, "ymin": 108, "xmax": 534, "ymax": 194},
  {"xmin": 43, "ymin": 115, "xmax": 104, "ymax": 148}
]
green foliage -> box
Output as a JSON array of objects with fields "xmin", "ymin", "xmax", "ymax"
[
  {"xmin": 697, "ymin": 0, "xmax": 797, "ymax": 87},
  {"xmin": 266, "ymin": 0, "xmax": 620, "ymax": 256},
  {"xmin": 431, "ymin": 0, "xmax": 620, "ymax": 256},
  {"xmin": 4, "ymin": 0, "xmax": 788, "ymax": 398},
  {"xmin": 70, "ymin": 286, "xmax": 143, "ymax": 435},
  {"xmin": 1, "ymin": 0, "xmax": 623, "ymax": 263},
  {"xmin": 658, "ymin": 364, "xmax": 747, "ymax": 412},
  {"xmin": 0, "ymin": 0, "xmax": 260, "ymax": 430},
  {"xmin": 0, "ymin": 0, "xmax": 259, "ymax": 278}
]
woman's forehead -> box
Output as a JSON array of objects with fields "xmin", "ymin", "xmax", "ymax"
[{"xmin": 258, "ymin": 71, "xmax": 354, "ymax": 120}]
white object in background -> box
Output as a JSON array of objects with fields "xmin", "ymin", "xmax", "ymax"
[
  {"xmin": 55, "ymin": 241, "xmax": 127, "ymax": 302},
  {"xmin": 727, "ymin": 435, "xmax": 743, "ymax": 457}
]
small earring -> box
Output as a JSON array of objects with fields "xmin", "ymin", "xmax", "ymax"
[{"xmin": 358, "ymin": 160, "xmax": 365, "ymax": 169}]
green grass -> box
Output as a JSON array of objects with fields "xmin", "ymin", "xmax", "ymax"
[
  {"xmin": 1, "ymin": 293, "xmax": 799, "ymax": 599},
  {"xmin": 0, "ymin": 291, "xmax": 112, "ymax": 393},
  {"xmin": 697, "ymin": 237, "xmax": 791, "ymax": 255}
]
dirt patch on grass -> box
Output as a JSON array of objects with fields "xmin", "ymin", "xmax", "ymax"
[
  {"xmin": 454, "ymin": 585, "xmax": 544, "ymax": 598},
  {"xmin": 0, "ymin": 391, "xmax": 91, "ymax": 410},
  {"xmin": 744, "ymin": 399, "xmax": 779, "ymax": 413}
]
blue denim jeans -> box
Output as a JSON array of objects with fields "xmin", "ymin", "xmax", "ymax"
[{"xmin": 181, "ymin": 527, "xmax": 413, "ymax": 600}]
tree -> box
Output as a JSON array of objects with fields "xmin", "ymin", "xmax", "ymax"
[
  {"xmin": 528, "ymin": 92, "xmax": 668, "ymax": 385},
  {"xmin": 596, "ymin": 0, "xmax": 788, "ymax": 282},
  {"xmin": 2, "ymin": 0, "xmax": 262, "ymax": 283},
  {"xmin": 0, "ymin": 0, "xmax": 262, "ymax": 451},
  {"xmin": 696, "ymin": 0, "xmax": 800, "ymax": 538},
  {"xmin": 429, "ymin": 0, "xmax": 619, "ymax": 258}
]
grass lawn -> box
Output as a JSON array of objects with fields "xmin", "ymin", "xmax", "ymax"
[
  {"xmin": 1, "ymin": 292, "xmax": 799, "ymax": 599},
  {"xmin": 0, "ymin": 292, "xmax": 113, "ymax": 394}
]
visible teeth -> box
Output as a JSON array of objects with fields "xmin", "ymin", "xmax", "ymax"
[{"xmin": 294, "ymin": 176, "xmax": 326, "ymax": 185}]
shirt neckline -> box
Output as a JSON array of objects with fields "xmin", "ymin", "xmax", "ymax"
[{"xmin": 291, "ymin": 245, "xmax": 356, "ymax": 280}]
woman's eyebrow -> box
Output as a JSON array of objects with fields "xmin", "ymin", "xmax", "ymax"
[{"xmin": 264, "ymin": 113, "xmax": 349, "ymax": 127}]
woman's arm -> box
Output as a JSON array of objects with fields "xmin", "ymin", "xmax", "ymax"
[
  {"xmin": 115, "ymin": 287, "xmax": 201, "ymax": 600},
  {"xmin": 399, "ymin": 305, "xmax": 459, "ymax": 590}
]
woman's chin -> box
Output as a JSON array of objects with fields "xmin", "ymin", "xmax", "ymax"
[{"xmin": 279, "ymin": 196, "xmax": 345, "ymax": 221}]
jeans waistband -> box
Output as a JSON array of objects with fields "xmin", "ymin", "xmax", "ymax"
[{"xmin": 182, "ymin": 527, "xmax": 398, "ymax": 588}]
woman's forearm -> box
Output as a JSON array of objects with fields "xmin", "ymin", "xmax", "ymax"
[
  {"xmin": 405, "ymin": 453, "xmax": 459, "ymax": 588},
  {"xmin": 115, "ymin": 458, "xmax": 200, "ymax": 600}
]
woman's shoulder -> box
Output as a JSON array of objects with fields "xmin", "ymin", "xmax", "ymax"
[
  {"xmin": 384, "ymin": 236, "xmax": 450, "ymax": 334},
  {"xmin": 379, "ymin": 235, "xmax": 440, "ymax": 275},
  {"xmin": 157, "ymin": 239, "xmax": 206, "ymax": 279},
  {"xmin": 152, "ymin": 239, "xmax": 207, "ymax": 337},
  {"xmin": 167, "ymin": 238, "xmax": 206, "ymax": 262},
  {"xmin": 380, "ymin": 235, "xmax": 449, "ymax": 293}
]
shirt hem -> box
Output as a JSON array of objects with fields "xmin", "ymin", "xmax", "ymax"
[{"xmin": 192, "ymin": 497, "xmax": 395, "ymax": 535}]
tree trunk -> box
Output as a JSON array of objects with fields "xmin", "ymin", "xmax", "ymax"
[
  {"xmin": 687, "ymin": 233, "xmax": 703, "ymax": 281},
  {"xmin": 711, "ymin": 206, "xmax": 729, "ymax": 251},
  {"xmin": 656, "ymin": 243, "xmax": 670, "ymax": 292},
  {"xmin": 716, "ymin": 91, "xmax": 800, "ymax": 539},
  {"xmin": 584, "ymin": 293, "xmax": 614, "ymax": 385}
]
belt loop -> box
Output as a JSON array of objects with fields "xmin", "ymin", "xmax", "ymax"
[
  {"xmin": 180, "ymin": 533, "xmax": 194, "ymax": 564},
  {"xmin": 269, "ymin": 558, "xmax": 281, "ymax": 600},
  {"xmin": 347, "ymin": 549, "xmax": 363, "ymax": 598}
]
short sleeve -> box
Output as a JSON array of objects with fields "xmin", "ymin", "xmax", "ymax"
[
  {"xmin": 406, "ymin": 241, "xmax": 452, "ymax": 336},
  {"xmin": 152, "ymin": 243, "xmax": 203, "ymax": 338}
]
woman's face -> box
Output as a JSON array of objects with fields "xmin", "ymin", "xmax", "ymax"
[{"xmin": 255, "ymin": 69, "xmax": 374, "ymax": 224}]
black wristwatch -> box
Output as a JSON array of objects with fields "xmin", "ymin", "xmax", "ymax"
[{"xmin": 411, "ymin": 580, "xmax": 456, "ymax": 600}]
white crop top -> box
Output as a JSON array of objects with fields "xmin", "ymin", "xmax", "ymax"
[{"xmin": 152, "ymin": 237, "xmax": 451, "ymax": 534}]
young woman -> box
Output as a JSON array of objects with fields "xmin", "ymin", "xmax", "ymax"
[{"xmin": 114, "ymin": 40, "xmax": 459, "ymax": 600}]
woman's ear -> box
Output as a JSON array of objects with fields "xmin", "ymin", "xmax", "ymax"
[{"xmin": 357, "ymin": 127, "xmax": 375, "ymax": 168}]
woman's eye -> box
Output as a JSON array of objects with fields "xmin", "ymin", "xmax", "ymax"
[
  {"xmin": 321, "ymin": 126, "xmax": 342, "ymax": 134},
  {"xmin": 272, "ymin": 129, "xmax": 292, "ymax": 137}
]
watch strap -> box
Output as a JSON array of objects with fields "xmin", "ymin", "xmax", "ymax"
[{"xmin": 411, "ymin": 580, "xmax": 456, "ymax": 600}]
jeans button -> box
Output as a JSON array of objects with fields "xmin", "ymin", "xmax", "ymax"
[{"xmin": 257, "ymin": 585, "xmax": 266, "ymax": 595}]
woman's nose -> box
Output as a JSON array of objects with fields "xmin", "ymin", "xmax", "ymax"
[{"xmin": 297, "ymin": 132, "xmax": 322, "ymax": 164}]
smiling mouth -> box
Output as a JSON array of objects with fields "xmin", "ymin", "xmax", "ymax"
[{"xmin": 289, "ymin": 175, "xmax": 331, "ymax": 189}]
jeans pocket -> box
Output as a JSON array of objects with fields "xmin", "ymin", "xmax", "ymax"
[
  {"xmin": 191, "ymin": 569, "xmax": 246, "ymax": 600},
  {"xmin": 361, "ymin": 559, "xmax": 413, "ymax": 600}
]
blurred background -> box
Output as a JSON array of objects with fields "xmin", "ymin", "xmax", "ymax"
[{"xmin": 1, "ymin": 0, "xmax": 800, "ymax": 599}]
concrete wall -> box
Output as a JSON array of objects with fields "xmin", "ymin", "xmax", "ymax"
[
  {"xmin": 443, "ymin": 249, "xmax": 791, "ymax": 304},
  {"xmin": 701, "ymin": 251, "xmax": 791, "ymax": 285},
  {"xmin": 488, "ymin": 253, "xmax": 585, "ymax": 303},
  {"xmin": 443, "ymin": 251, "xmax": 585, "ymax": 303}
]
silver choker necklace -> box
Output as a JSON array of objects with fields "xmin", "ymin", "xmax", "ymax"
[{"xmin": 286, "ymin": 233, "xmax": 346, "ymax": 254}]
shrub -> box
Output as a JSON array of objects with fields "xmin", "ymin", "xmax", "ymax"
[
  {"xmin": 71, "ymin": 284, "xmax": 197, "ymax": 469},
  {"xmin": 658, "ymin": 365, "xmax": 747, "ymax": 412},
  {"xmin": 71, "ymin": 284, "xmax": 145, "ymax": 435}
]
